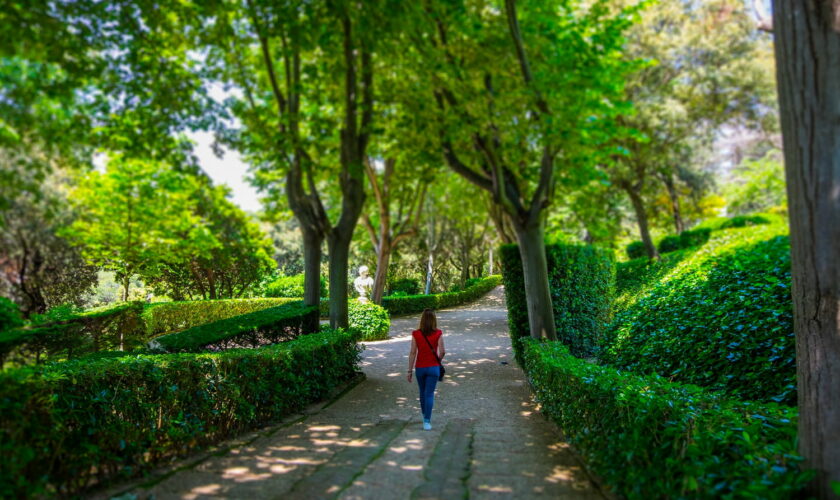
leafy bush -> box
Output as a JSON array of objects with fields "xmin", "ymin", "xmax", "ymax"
[
  {"xmin": 262, "ymin": 273, "xmax": 327, "ymax": 298},
  {"xmin": 348, "ymin": 300, "xmax": 390, "ymax": 341},
  {"xmin": 614, "ymin": 250, "xmax": 692, "ymax": 312},
  {"xmin": 0, "ymin": 302, "xmax": 146, "ymax": 368},
  {"xmin": 720, "ymin": 214, "xmax": 772, "ymax": 229},
  {"xmin": 626, "ymin": 241, "xmax": 647, "ymax": 260},
  {"xmin": 657, "ymin": 234, "xmax": 683, "ymax": 253},
  {"xmin": 0, "ymin": 298, "xmax": 22, "ymax": 333},
  {"xmin": 658, "ymin": 228, "xmax": 712, "ymax": 254},
  {"xmin": 0, "ymin": 328, "xmax": 361, "ymax": 497},
  {"xmin": 523, "ymin": 339, "xmax": 810, "ymax": 499},
  {"xmin": 143, "ymin": 297, "xmax": 299, "ymax": 337},
  {"xmin": 153, "ymin": 302, "xmax": 319, "ymax": 352},
  {"xmin": 387, "ymin": 277, "xmax": 421, "ymax": 296},
  {"xmin": 500, "ymin": 243, "xmax": 614, "ymax": 361},
  {"xmin": 604, "ymin": 224, "xmax": 796, "ymax": 404},
  {"xmin": 380, "ymin": 275, "xmax": 501, "ymax": 316}
]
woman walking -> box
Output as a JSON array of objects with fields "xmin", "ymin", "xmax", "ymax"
[{"xmin": 407, "ymin": 309, "xmax": 446, "ymax": 430}]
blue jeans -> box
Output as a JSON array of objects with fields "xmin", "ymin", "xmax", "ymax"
[{"xmin": 415, "ymin": 366, "xmax": 440, "ymax": 421}]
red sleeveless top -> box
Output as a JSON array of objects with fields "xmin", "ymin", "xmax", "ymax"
[{"xmin": 413, "ymin": 329, "xmax": 442, "ymax": 368}]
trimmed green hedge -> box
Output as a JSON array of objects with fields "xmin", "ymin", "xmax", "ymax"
[
  {"xmin": 380, "ymin": 275, "xmax": 502, "ymax": 316},
  {"xmin": 625, "ymin": 241, "xmax": 647, "ymax": 260},
  {"xmin": 0, "ymin": 328, "xmax": 361, "ymax": 498},
  {"xmin": 658, "ymin": 227, "xmax": 712, "ymax": 254},
  {"xmin": 262, "ymin": 273, "xmax": 328, "ymax": 298},
  {"xmin": 387, "ymin": 277, "xmax": 421, "ymax": 296},
  {"xmin": 143, "ymin": 297, "xmax": 299, "ymax": 338},
  {"xmin": 348, "ymin": 301, "xmax": 390, "ymax": 341},
  {"xmin": 152, "ymin": 302, "xmax": 319, "ymax": 352},
  {"xmin": 0, "ymin": 302, "xmax": 146, "ymax": 368},
  {"xmin": 500, "ymin": 243, "xmax": 614, "ymax": 361},
  {"xmin": 603, "ymin": 224, "xmax": 796, "ymax": 404},
  {"xmin": 523, "ymin": 339, "xmax": 810, "ymax": 498}
]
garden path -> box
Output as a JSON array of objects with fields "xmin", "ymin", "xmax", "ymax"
[{"xmin": 105, "ymin": 287, "xmax": 605, "ymax": 499}]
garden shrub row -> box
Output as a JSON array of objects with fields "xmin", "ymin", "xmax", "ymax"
[
  {"xmin": 0, "ymin": 328, "xmax": 362, "ymax": 498},
  {"xmin": 603, "ymin": 223, "xmax": 796, "ymax": 404},
  {"xmin": 499, "ymin": 243, "xmax": 613, "ymax": 361},
  {"xmin": 152, "ymin": 301, "xmax": 319, "ymax": 352},
  {"xmin": 142, "ymin": 297, "xmax": 299, "ymax": 337},
  {"xmin": 379, "ymin": 275, "xmax": 502, "ymax": 316},
  {"xmin": 0, "ymin": 302, "xmax": 146, "ymax": 368},
  {"xmin": 522, "ymin": 339, "xmax": 810, "ymax": 499}
]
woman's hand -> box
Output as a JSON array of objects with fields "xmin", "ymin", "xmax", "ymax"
[{"xmin": 407, "ymin": 371, "xmax": 413, "ymax": 383}]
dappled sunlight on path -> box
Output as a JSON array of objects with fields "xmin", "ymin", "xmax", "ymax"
[{"xmin": 103, "ymin": 287, "xmax": 604, "ymax": 499}]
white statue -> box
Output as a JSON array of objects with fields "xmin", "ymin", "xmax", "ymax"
[{"xmin": 354, "ymin": 265, "xmax": 374, "ymax": 303}]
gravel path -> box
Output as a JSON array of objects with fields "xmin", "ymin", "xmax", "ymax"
[{"xmin": 109, "ymin": 287, "xmax": 605, "ymax": 499}]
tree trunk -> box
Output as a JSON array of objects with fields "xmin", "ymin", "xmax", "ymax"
[
  {"xmin": 625, "ymin": 185, "xmax": 659, "ymax": 260},
  {"xmin": 513, "ymin": 221, "xmax": 557, "ymax": 341},
  {"xmin": 772, "ymin": 2, "xmax": 840, "ymax": 497},
  {"xmin": 662, "ymin": 173, "xmax": 685, "ymax": 233},
  {"xmin": 122, "ymin": 275, "xmax": 130, "ymax": 302},
  {"xmin": 424, "ymin": 252, "xmax": 434, "ymax": 295},
  {"xmin": 327, "ymin": 231, "xmax": 352, "ymax": 329},
  {"xmin": 302, "ymin": 227, "xmax": 324, "ymax": 307},
  {"xmin": 371, "ymin": 241, "xmax": 390, "ymax": 304},
  {"xmin": 489, "ymin": 247, "xmax": 494, "ymax": 275}
]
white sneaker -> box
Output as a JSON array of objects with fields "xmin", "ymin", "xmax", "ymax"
[{"xmin": 423, "ymin": 421, "xmax": 432, "ymax": 431}]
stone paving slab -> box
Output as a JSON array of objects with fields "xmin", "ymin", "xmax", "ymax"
[{"xmin": 102, "ymin": 287, "xmax": 606, "ymax": 500}]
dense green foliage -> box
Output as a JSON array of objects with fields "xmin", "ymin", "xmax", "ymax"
[
  {"xmin": 604, "ymin": 223, "xmax": 796, "ymax": 404},
  {"xmin": 0, "ymin": 328, "xmax": 361, "ymax": 497},
  {"xmin": 523, "ymin": 340, "xmax": 809, "ymax": 499},
  {"xmin": 719, "ymin": 214, "xmax": 772, "ymax": 229},
  {"xmin": 348, "ymin": 301, "xmax": 391, "ymax": 341},
  {"xmin": 143, "ymin": 297, "xmax": 299, "ymax": 337},
  {"xmin": 625, "ymin": 241, "xmax": 647, "ymax": 260},
  {"xmin": 380, "ymin": 275, "xmax": 501, "ymax": 316},
  {"xmin": 614, "ymin": 250, "xmax": 692, "ymax": 312},
  {"xmin": 500, "ymin": 243, "xmax": 614, "ymax": 360},
  {"xmin": 152, "ymin": 302, "xmax": 319, "ymax": 352},
  {"xmin": 0, "ymin": 298, "xmax": 22, "ymax": 332},
  {"xmin": 387, "ymin": 278, "xmax": 421, "ymax": 296},
  {"xmin": 657, "ymin": 227, "xmax": 711, "ymax": 254},
  {"xmin": 262, "ymin": 273, "xmax": 328, "ymax": 299}
]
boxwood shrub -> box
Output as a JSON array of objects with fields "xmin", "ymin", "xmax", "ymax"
[
  {"xmin": 143, "ymin": 297, "xmax": 299, "ymax": 338},
  {"xmin": 625, "ymin": 240, "xmax": 647, "ymax": 260},
  {"xmin": 0, "ymin": 328, "xmax": 361, "ymax": 498},
  {"xmin": 380, "ymin": 275, "xmax": 501, "ymax": 316},
  {"xmin": 387, "ymin": 277, "xmax": 421, "ymax": 296},
  {"xmin": 603, "ymin": 224, "xmax": 796, "ymax": 404},
  {"xmin": 349, "ymin": 301, "xmax": 391, "ymax": 341},
  {"xmin": 262, "ymin": 273, "xmax": 328, "ymax": 298},
  {"xmin": 657, "ymin": 228, "xmax": 712, "ymax": 254},
  {"xmin": 523, "ymin": 339, "xmax": 810, "ymax": 499},
  {"xmin": 152, "ymin": 301, "xmax": 319, "ymax": 352},
  {"xmin": 500, "ymin": 243, "xmax": 614, "ymax": 361}
]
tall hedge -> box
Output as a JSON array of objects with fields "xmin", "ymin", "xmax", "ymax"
[
  {"xmin": 0, "ymin": 328, "xmax": 361, "ymax": 497},
  {"xmin": 500, "ymin": 243, "xmax": 614, "ymax": 361},
  {"xmin": 523, "ymin": 339, "xmax": 809, "ymax": 498},
  {"xmin": 603, "ymin": 224, "xmax": 796, "ymax": 404}
]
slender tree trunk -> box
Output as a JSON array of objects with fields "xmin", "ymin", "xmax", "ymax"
[
  {"xmin": 302, "ymin": 227, "xmax": 324, "ymax": 307},
  {"xmin": 513, "ymin": 221, "xmax": 557, "ymax": 340},
  {"xmin": 327, "ymin": 231, "xmax": 352, "ymax": 329},
  {"xmin": 625, "ymin": 185, "xmax": 659, "ymax": 260},
  {"xmin": 772, "ymin": 2, "xmax": 840, "ymax": 497},
  {"xmin": 489, "ymin": 247, "xmax": 494, "ymax": 275},
  {"xmin": 662, "ymin": 173, "xmax": 685, "ymax": 233},
  {"xmin": 122, "ymin": 275, "xmax": 130, "ymax": 302},
  {"xmin": 425, "ymin": 253, "xmax": 434, "ymax": 295},
  {"xmin": 371, "ymin": 241, "xmax": 390, "ymax": 304},
  {"xmin": 207, "ymin": 268, "xmax": 217, "ymax": 300}
]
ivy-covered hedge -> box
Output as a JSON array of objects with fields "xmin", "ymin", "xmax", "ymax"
[
  {"xmin": 348, "ymin": 301, "xmax": 390, "ymax": 341},
  {"xmin": 152, "ymin": 302, "xmax": 319, "ymax": 352},
  {"xmin": 523, "ymin": 339, "xmax": 810, "ymax": 499},
  {"xmin": 380, "ymin": 275, "xmax": 502, "ymax": 316},
  {"xmin": 603, "ymin": 224, "xmax": 796, "ymax": 404},
  {"xmin": 625, "ymin": 240, "xmax": 647, "ymax": 260},
  {"xmin": 657, "ymin": 227, "xmax": 712, "ymax": 254},
  {"xmin": 500, "ymin": 243, "xmax": 614, "ymax": 361},
  {"xmin": 0, "ymin": 302, "xmax": 146, "ymax": 368},
  {"xmin": 143, "ymin": 297, "xmax": 299, "ymax": 338},
  {"xmin": 0, "ymin": 328, "xmax": 361, "ymax": 498}
]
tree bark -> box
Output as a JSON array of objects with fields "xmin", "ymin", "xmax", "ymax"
[
  {"xmin": 327, "ymin": 229, "xmax": 352, "ymax": 329},
  {"xmin": 624, "ymin": 183, "xmax": 659, "ymax": 260},
  {"xmin": 301, "ymin": 227, "xmax": 324, "ymax": 307},
  {"xmin": 662, "ymin": 172, "xmax": 685, "ymax": 233},
  {"xmin": 772, "ymin": 2, "xmax": 840, "ymax": 497},
  {"xmin": 513, "ymin": 220, "xmax": 557, "ymax": 340},
  {"xmin": 424, "ymin": 252, "xmax": 434, "ymax": 295},
  {"xmin": 122, "ymin": 274, "xmax": 130, "ymax": 302},
  {"xmin": 371, "ymin": 240, "xmax": 390, "ymax": 304}
]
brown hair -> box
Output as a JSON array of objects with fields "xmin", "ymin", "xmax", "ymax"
[{"xmin": 419, "ymin": 309, "xmax": 437, "ymax": 336}]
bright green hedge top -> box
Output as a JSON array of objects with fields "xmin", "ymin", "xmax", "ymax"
[
  {"xmin": 604, "ymin": 221, "xmax": 796, "ymax": 404},
  {"xmin": 143, "ymin": 297, "xmax": 299, "ymax": 337},
  {"xmin": 380, "ymin": 275, "xmax": 501, "ymax": 316},
  {"xmin": 523, "ymin": 339, "xmax": 809, "ymax": 498}
]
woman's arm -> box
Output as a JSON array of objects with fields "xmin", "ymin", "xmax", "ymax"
[
  {"xmin": 438, "ymin": 336, "xmax": 445, "ymax": 360},
  {"xmin": 407, "ymin": 337, "xmax": 418, "ymax": 382}
]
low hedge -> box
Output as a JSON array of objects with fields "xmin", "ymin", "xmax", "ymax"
[
  {"xmin": 0, "ymin": 302, "xmax": 146, "ymax": 368},
  {"xmin": 603, "ymin": 224, "xmax": 796, "ymax": 404},
  {"xmin": 625, "ymin": 241, "xmax": 647, "ymax": 260},
  {"xmin": 348, "ymin": 301, "xmax": 391, "ymax": 341},
  {"xmin": 523, "ymin": 339, "xmax": 810, "ymax": 498},
  {"xmin": 0, "ymin": 328, "xmax": 361, "ymax": 497},
  {"xmin": 142, "ymin": 297, "xmax": 299, "ymax": 338},
  {"xmin": 380, "ymin": 275, "xmax": 502, "ymax": 316},
  {"xmin": 152, "ymin": 301, "xmax": 319, "ymax": 352},
  {"xmin": 500, "ymin": 243, "xmax": 613, "ymax": 361},
  {"xmin": 657, "ymin": 227, "xmax": 712, "ymax": 254}
]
